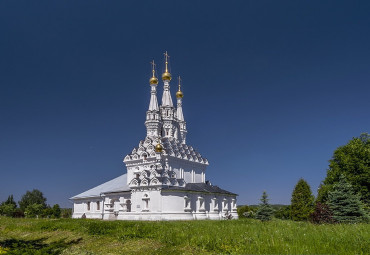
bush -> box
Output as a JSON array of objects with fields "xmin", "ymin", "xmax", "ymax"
[
  {"xmin": 61, "ymin": 208, "xmax": 72, "ymax": 218},
  {"xmin": 274, "ymin": 205, "xmax": 291, "ymax": 220},
  {"xmin": 25, "ymin": 204, "xmax": 44, "ymax": 218},
  {"xmin": 310, "ymin": 202, "xmax": 334, "ymax": 224},
  {"xmin": 52, "ymin": 204, "xmax": 61, "ymax": 218},
  {"xmin": 0, "ymin": 204, "xmax": 16, "ymax": 217},
  {"xmin": 237, "ymin": 205, "xmax": 256, "ymax": 218}
]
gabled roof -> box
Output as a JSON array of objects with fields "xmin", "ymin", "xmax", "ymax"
[{"xmin": 70, "ymin": 174, "xmax": 130, "ymax": 199}]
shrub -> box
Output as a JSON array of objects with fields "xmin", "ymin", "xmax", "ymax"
[
  {"xmin": 310, "ymin": 202, "xmax": 334, "ymax": 224},
  {"xmin": 61, "ymin": 208, "xmax": 72, "ymax": 218},
  {"xmin": 25, "ymin": 204, "xmax": 44, "ymax": 218},
  {"xmin": 52, "ymin": 204, "xmax": 61, "ymax": 218},
  {"xmin": 0, "ymin": 204, "xmax": 16, "ymax": 217},
  {"xmin": 274, "ymin": 205, "xmax": 291, "ymax": 220}
]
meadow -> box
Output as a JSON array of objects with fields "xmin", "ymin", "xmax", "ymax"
[{"xmin": 0, "ymin": 216, "xmax": 369, "ymax": 255}]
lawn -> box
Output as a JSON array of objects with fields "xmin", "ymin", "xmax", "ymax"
[{"xmin": 0, "ymin": 216, "xmax": 369, "ymax": 255}]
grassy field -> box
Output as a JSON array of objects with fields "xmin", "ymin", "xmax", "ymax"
[{"xmin": 0, "ymin": 217, "xmax": 369, "ymax": 255}]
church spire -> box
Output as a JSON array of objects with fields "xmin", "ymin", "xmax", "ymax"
[
  {"xmin": 176, "ymin": 76, "xmax": 184, "ymax": 121},
  {"xmin": 145, "ymin": 60, "xmax": 161, "ymax": 138},
  {"xmin": 161, "ymin": 51, "xmax": 174, "ymax": 107},
  {"xmin": 176, "ymin": 76, "xmax": 187, "ymax": 144},
  {"xmin": 148, "ymin": 60, "xmax": 159, "ymax": 111}
]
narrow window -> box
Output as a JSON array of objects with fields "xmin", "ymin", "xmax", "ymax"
[
  {"xmin": 97, "ymin": 201, "xmax": 100, "ymax": 211},
  {"xmin": 87, "ymin": 202, "xmax": 91, "ymax": 211}
]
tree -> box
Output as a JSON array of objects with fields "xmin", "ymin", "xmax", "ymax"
[
  {"xmin": 318, "ymin": 133, "xmax": 370, "ymax": 205},
  {"xmin": 310, "ymin": 202, "xmax": 334, "ymax": 224},
  {"xmin": 291, "ymin": 178, "xmax": 315, "ymax": 221},
  {"xmin": 1, "ymin": 195, "xmax": 17, "ymax": 207},
  {"xmin": 52, "ymin": 204, "xmax": 61, "ymax": 218},
  {"xmin": 18, "ymin": 189, "xmax": 47, "ymax": 212},
  {"xmin": 327, "ymin": 175, "xmax": 369, "ymax": 223},
  {"xmin": 255, "ymin": 191, "xmax": 274, "ymax": 221},
  {"xmin": 274, "ymin": 205, "xmax": 291, "ymax": 220},
  {"xmin": 0, "ymin": 204, "xmax": 16, "ymax": 217},
  {"xmin": 24, "ymin": 204, "xmax": 44, "ymax": 218}
]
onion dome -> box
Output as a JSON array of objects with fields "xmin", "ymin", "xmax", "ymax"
[
  {"xmin": 149, "ymin": 60, "xmax": 158, "ymax": 85},
  {"xmin": 155, "ymin": 138, "xmax": 163, "ymax": 153},
  {"xmin": 162, "ymin": 71, "xmax": 171, "ymax": 81},
  {"xmin": 162, "ymin": 51, "xmax": 172, "ymax": 81},
  {"xmin": 176, "ymin": 76, "xmax": 183, "ymax": 98},
  {"xmin": 150, "ymin": 76, "xmax": 158, "ymax": 85}
]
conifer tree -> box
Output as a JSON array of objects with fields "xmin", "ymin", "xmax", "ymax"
[
  {"xmin": 328, "ymin": 175, "xmax": 369, "ymax": 223},
  {"xmin": 255, "ymin": 191, "xmax": 274, "ymax": 221},
  {"xmin": 319, "ymin": 133, "xmax": 370, "ymax": 205},
  {"xmin": 291, "ymin": 178, "xmax": 315, "ymax": 221}
]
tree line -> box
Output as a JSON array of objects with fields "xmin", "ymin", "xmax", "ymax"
[
  {"xmin": 238, "ymin": 133, "xmax": 370, "ymax": 223},
  {"xmin": 0, "ymin": 189, "xmax": 71, "ymax": 218}
]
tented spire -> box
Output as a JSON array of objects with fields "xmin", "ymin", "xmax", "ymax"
[{"xmin": 148, "ymin": 60, "xmax": 159, "ymax": 111}]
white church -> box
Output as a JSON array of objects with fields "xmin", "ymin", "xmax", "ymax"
[{"xmin": 70, "ymin": 52, "xmax": 238, "ymax": 220}]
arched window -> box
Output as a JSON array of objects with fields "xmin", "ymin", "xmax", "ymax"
[
  {"xmin": 142, "ymin": 194, "xmax": 150, "ymax": 211},
  {"xmin": 126, "ymin": 200, "xmax": 131, "ymax": 212}
]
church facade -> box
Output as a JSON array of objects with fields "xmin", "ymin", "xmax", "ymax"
[{"xmin": 70, "ymin": 53, "xmax": 238, "ymax": 220}]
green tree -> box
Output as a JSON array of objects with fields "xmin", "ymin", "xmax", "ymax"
[
  {"xmin": 52, "ymin": 204, "xmax": 61, "ymax": 218},
  {"xmin": 255, "ymin": 191, "xmax": 274, "ymax": 221},
  {"xmin": 291, "ymin": 178, "xmax": 315, "ymax": 221},
  {"xmin": 19, "ymin": 189, "xmax": 47, "ymax": 212},
  {"xmin": 274, "ymin": 205, "xmax": 291, "ymax": 220},
  {"xmin": 0, "ymin": 204, "xmax": 16, "ymax": 217},
  {"xmin": 24, "ymin": 204, "xmax": 44, "ymax": 218},
  {"xmin": 318, "ymin": 133, "xmax": 370, "ymax": 205},
  {"xmin": 328, "ymin": 175, "xmax": 369, "ymax": 223},
  {"xmin": 1, "ymin": 195, "xmax": 17, "ymax": 207}
]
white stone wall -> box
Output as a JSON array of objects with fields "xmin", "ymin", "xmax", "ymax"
[{"xmin": 72, "ymin": 190, "xmax": 238, "ymax": 220}]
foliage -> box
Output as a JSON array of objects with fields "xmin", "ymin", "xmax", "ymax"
[
  {"xmin": 319, "ymin": 133, "xmax": 370, "ymax": 205},
  {"xmin": 237, "ymin": 205, "xmax": 256, "ymax": 218},
  {"xmin": 291, "ymin": 178, "xmax": 315, "ymax": 221},
  {"xmin": 52, "ymin": 204, "xmax": 61, "ymax": 218},
  {"xmin": 274, "ymin": 205, "xmax": 291, "ymax": 220},
  {"xmin": 1, "ymin": 217, "xmax": 369, "ymax": 255},
  {"xmin": 19, "ymin": 189, "xmax": 47, "ymax": 212},
  {"xmin": 61, "ymin": 208, "xmax": 72, "ymax": 218},
  {"xmin": 25, "ymin": 204, "xmax": 44, "ymax": 218},
  {"xmin": 328, "ymin": 175, "xmax": 369, "ymax": 223},
  {"xmin": 0, "ymin": 204, "xmax": 16, "ymax": 217},
  {"xmin": 255, "ymin": 191, "xmax": 274, "ymax": 221},
  {"xmin": 1, "ymin": 195, "xmax": 17, "ymax": 207},
  {"xmin": 310, "ymin": 202, "xmax": 334, "ymax": 224}
]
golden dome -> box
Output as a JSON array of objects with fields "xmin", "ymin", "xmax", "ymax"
[
  {"xmin": 149, "ymin": 76, "xmax": 158, "ymax": 85},
  {"xmin": 162, "ymin": 71, "xmax": 171, "ymax": 81},
  {"xmin": 176, "ymin": 76, "xmax": 183, "ymax": 98},
  {"xmin": 155, "ymin": 143, "xmax": 163, "ymax": 153},
  {"xmin": 162, "ymin": 51, "xmax": 171, "ymax": 81},
  {"xmin": 149, "ymin": 60, "xmax": 158, "ymax": 85},
  {"xmin": 176, "ymin": 90, "xmax": 183, "ymax": 98}
]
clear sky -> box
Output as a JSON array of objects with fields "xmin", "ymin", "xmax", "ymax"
[{"xmin": 1, "ymin": 1, "xmax": 370, "ymax": 208}]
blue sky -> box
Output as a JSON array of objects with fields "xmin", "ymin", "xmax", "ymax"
[{"xmin": 1, "ymin": 1, "xmax": 369, "ymax": 208}]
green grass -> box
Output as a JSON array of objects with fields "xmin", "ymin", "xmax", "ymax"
[{"xmin": 0, "ymin": 217, "xmax": 369, "ymax": 254}]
